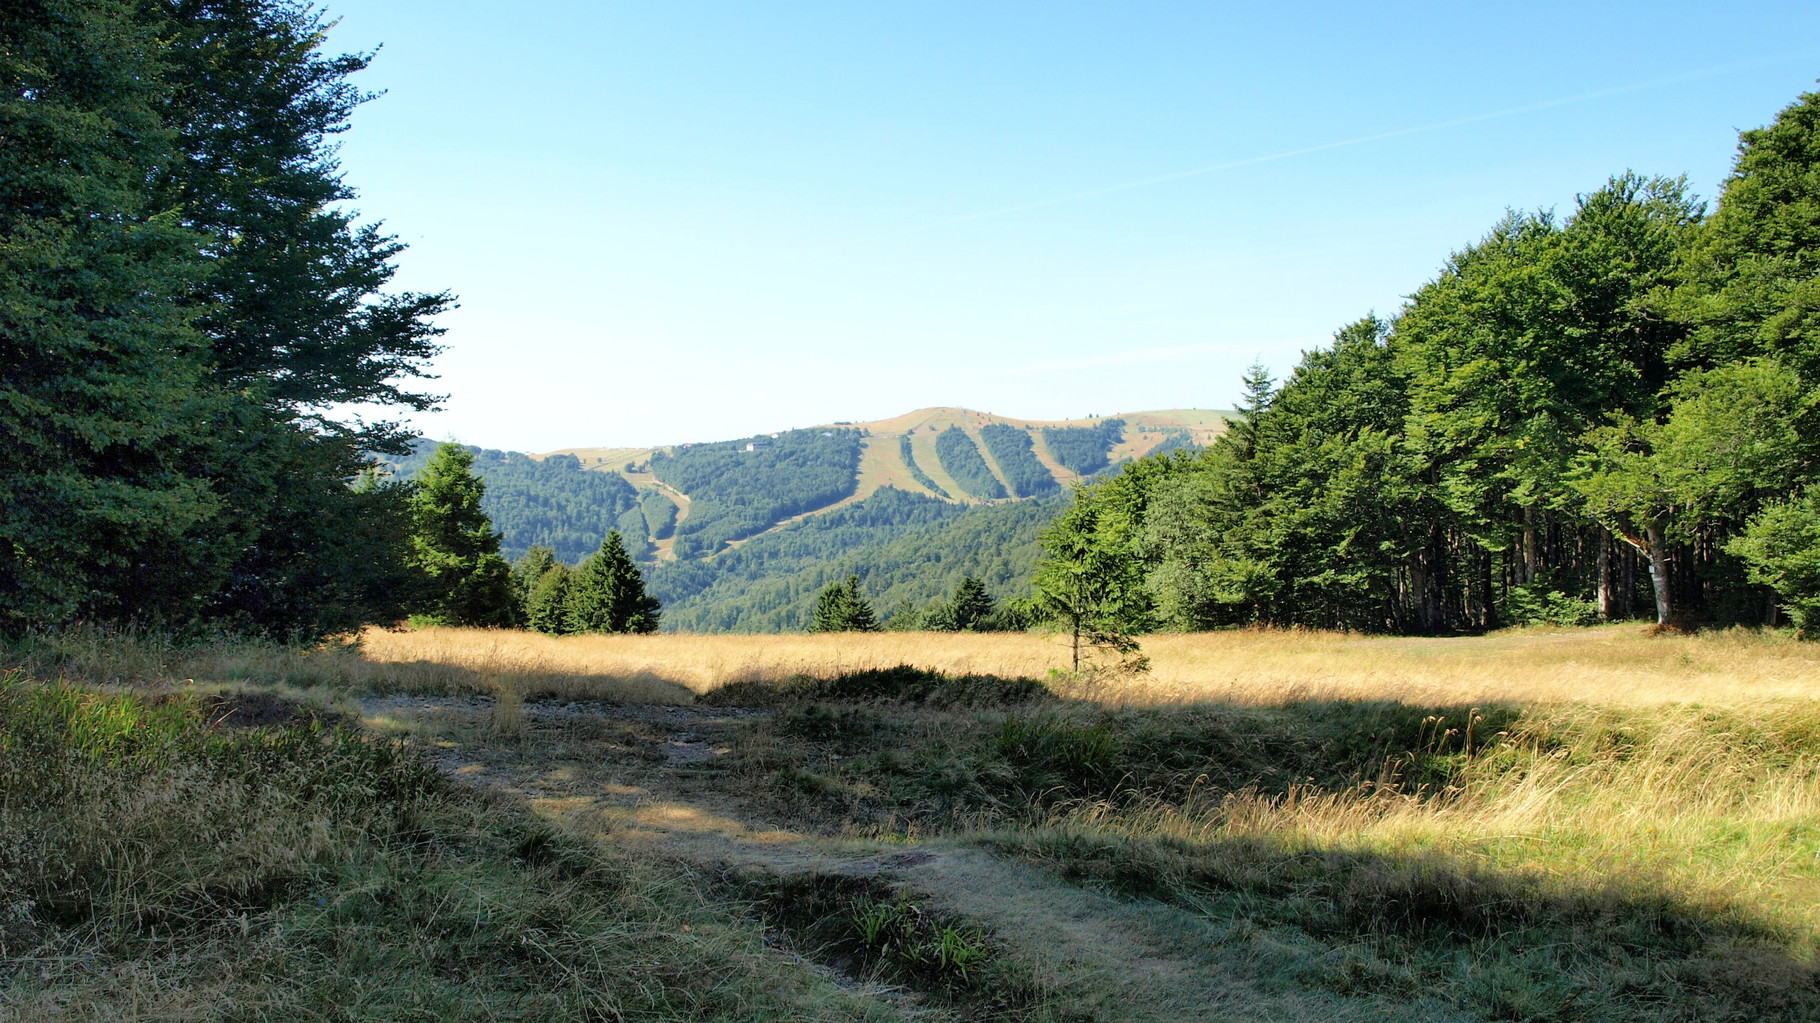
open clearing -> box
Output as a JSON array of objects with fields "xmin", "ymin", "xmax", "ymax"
[{"xmin": 6, "ymin": 625, "xmax": 1818, "ymax": 1020}]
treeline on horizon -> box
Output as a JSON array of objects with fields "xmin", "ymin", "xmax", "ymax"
[{"xmin": 1037, "ymin": 85, "xmax": 1820, "ymax": 637}]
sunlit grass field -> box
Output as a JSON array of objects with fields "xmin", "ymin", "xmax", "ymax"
[{"xmin": 6, "ymin": 623, "xmax": 1818, "ymax": 1020}]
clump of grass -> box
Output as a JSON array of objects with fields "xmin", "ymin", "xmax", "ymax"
[
  {"xmin": 736, "ymin": 871, "xmax": 1047, "ymax": 1014},
  {"xmin": 486, "ymin": 674, "xmax": 526, "ymax": 740},
  {"xmin": 703, "ymin": 664, "xmax": 1054, "ymax": 709}
]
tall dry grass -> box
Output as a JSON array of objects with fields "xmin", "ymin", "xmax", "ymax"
[{"xmin": 351, "ymin": 624, "xmax": 1820, "ymax": 708}]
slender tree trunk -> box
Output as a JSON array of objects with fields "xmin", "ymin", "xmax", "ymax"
[
  {"xmin": 1597, "ymin": 528, "xmax": 1615, "ymax": 621},
  {"xmin": 1521, "ymin": 506, "xmax": 1539, "ymax": 585},
  {"xmin": 1620, "ymin": 545, "xmax": 1636, "ymax": 617},
  {"xmin": 1644, "ymin": 523, "xmax": 1673, "ymax": 627}
]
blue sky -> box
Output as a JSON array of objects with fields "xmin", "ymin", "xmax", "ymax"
[{"xmin": 324, "ymin": 1, "xmax": 1820, "ymax": 451}]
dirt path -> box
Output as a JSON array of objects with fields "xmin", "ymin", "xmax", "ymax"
[{"xmin": 357, "ymin": 694, "xmax": 1456, "ymax": 1023}]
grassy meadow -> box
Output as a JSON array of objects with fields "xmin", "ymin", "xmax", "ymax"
[{"xmin": 4, "ymin": 624, "xmax": 1818, "ymax": 1020}]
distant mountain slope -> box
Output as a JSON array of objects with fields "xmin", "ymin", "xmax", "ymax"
[
  {"xmin": 545, "ymin": 406, "xmax": 1226, "ymax": 548},
  {"xmin": 379, "ymin": 442, "xmax": 640, "ymax": 564},
  {"xmin": 399, "ymin": 408, "xmax": 1225, "ymax": 631},
  {"xmin": 652, "ymin": 487, "xmax": 1063, "ymax": 632}
]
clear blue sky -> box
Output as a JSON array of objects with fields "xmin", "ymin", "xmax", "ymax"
[{"xmin": 323, "ymin": 0, "xmax": 1820, "ymax": 451}]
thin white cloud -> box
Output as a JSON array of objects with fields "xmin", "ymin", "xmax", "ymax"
[
  {"xmin": 977, "ymin": 341, "xmax": 1276, "ymax": 377},
  {"xmin": 897, "ymin": 53, "xmax": 1815, "ymax": 236}
]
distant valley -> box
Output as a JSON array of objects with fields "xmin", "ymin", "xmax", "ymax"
[{"xmin": 383, "ymin": 408, "xmax": 1227, "ymax": 630}]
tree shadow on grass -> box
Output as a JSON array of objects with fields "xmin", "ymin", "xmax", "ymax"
[{"xmin": 981, "ymin": 825, "xmax": 1819, "ymax": 1022}]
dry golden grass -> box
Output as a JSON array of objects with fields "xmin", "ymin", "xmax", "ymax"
[{"xmin": 352, "ymin": 623, "xmax": 1820, "ymax": 709}]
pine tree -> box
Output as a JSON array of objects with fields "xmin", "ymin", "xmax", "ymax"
[
  {"xmin": 809, "ymin": 575, "xmax": 879, "ymax": 632},
  {"xmin": 409, "ymin": 443, "xmax": 516, "ymax": 627},
  {"xmin": 566, "ymin": 531, "xmax": 661, "ymax": 634}
]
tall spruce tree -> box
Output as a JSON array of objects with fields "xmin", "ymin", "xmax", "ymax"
[
  {"xmin": 1, "ymin": 1, "xmax": 448, "ymax": 638},
  {"xmin": 948, "ymin": 576, "xmax": 997, "ymax": 631},
  {"xmin": 566, "ymin": 531, "xmax": 660, "ymax": 634},
  {"xmin": 0, "ymin": 0, "xmax": 227, "ymax": 631},
  {"xmin": 145, "ymin": 0, "xmax": 451, "ymax": 636},
  {"xmin": 408, "ymin": 443, "xmax": 515, "ymax": 627}
]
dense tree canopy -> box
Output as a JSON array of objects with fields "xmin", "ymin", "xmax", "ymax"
[
  {"xmin": 808, "ymin": 575, "xmax": 879, "ymax": 633},
  {"xmin": 1031, "ymin": 91, "xmax": 1820, "ymax": 638}
]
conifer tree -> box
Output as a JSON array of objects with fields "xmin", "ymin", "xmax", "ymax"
[
  {"xmin": 408, "ymin": 443, "xmax": 516, "ymax": 627},
  {"xmin": 0, "ymin": 0, "xmax": 226, "ymax": 630},
  {"xmin": 566, "ymin": 531, "xmax": 661, "ymax": 634},
  {"xmin": 948, "ymin": 576, "xmax": 997, "ymax": 631},
  {"xmin": 809, "ymin": 575, "xmax": 879, "ymax": 632}
]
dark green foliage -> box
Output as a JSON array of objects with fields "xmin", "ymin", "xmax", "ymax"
[
  {"xmin": 935, "ymin": 427, "xmax": 1007, "ymax": 500},
  {"xmin": 1027, "ymin": 467, "xmax": 1169, "ymax": 667},
  {"xmin": 524, "ymin": 563, "xmax": 573, "ymax": 635},
  {"xmin": 566, "ymin": 531, "xmax": 660, "ymax": 634},
  {"xmin": 650, "ymin": 429, "xmax": 864, "ymax": 559},
  {"xmin": 509, "ymin": 545, "xmax": 557, "ymax": 609},
  {"xmin": 918, "ymin": 575, "xmax": 1025, "ymax": 632},
  {"xmin": 385, "ymin": 443, "xmax": 640, "ymax": 564},
  {"xmin": 1035, "ymin": 160, "xmax": 1820, "ymax": 635},
  {"xmin": 948, "ymin": 576, "xmax": 996, "ymax": 630},
  {"xmin": 151, "ymin": 0, "xmax": 449, "ymax": 638},
  {"xmin": 408, "ymin": 444, "xmax": 516, "ymax": 627},
  {"xmin": 899, "ymin": 435, "xmax": 950, "ymax": 498},
  {"xmin": 977, "ymin": 424, "xmax": 1058, "ymax": 497},
  {"xmin": 0, "ymin": 0, "xmax": 224, "ymax": 631},
  {"xmin": 700, "ymin": 665, "xmax": 1052, "ymax": 709},
  {"xmin": 640, "ymin": 489, "xmax": 679, "ymax": 540},
  {"xmin": 0, "ymin": 1, "xmax": 446, "ymax": 640},
  {"xmin": 1728, "ymin": 492, "xmax": 1820, "ymax": 635},
  {"xmin": 808, "ymin": 575, "xmax": 878, "ymax": 632},
  {"xmin": 1672, "ymin": 87, "xmax": 1820, "ymax": 386},
  {"xmin": 1041, "ymin": 419, "xmax": 1126, "ymax": 476}
]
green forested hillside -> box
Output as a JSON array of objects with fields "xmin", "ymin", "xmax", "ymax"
[
  {"xmin": 654, "ymin": 487, "xmax": 1061, "ymax": 631},
  {"xmin": 384, "ymin": 442, "xmax": 640, "ymax": 563},
  {"xmin": 898, "ymin": 435, "xmax": 951, "ymax": 498},
  {"xmin": 979, "ymin": 423, "xmax": 1059, "ymax": 497},
  {"xmin": 387, "ymin": 412, "xmax": 1209, "ymax": 632},
  {"xmin": 1041, "ymin": 418, "xmax": 1125, "ymax": 476},
  {"xmin": 651, "ymin": 429, "xmax": 864, "ymax": 559},
  {"xmin": 935, "ymin": 426, "xmax": 1007, "ymax": 499}
]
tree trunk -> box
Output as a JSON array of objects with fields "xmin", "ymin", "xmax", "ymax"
[
  {"xmin": 1597, "ymin": 529, "xmax": 1614, "ymax": 620},
  {"xmin": 1521, "ymin": 506, "xmax": 1539, "ymax": 585},
  {"xmin": 1644, "ymin": 522, "xmax": 1672, "ymax": 627}
]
